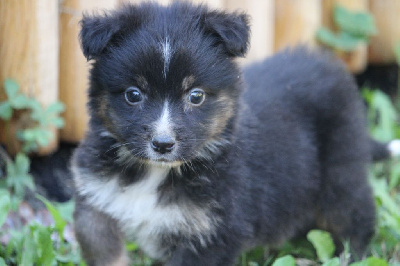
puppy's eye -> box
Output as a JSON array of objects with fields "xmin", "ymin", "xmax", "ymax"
[
  {"xmin": 125, "ymin": 87, "xmax": 143, "ymax": 105},
  {"xmin": 188, "ymin": 88, "xmax": 205, "ymax": 105}
]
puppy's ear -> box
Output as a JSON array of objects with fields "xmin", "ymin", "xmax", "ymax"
[
  {"xmin": 204, "ymin": 11, "xmax": 250, "ymax": 57},
  {"xmin": 79, "ymin": 6, "xmax": 143, "ymax": 60},
  {"xmin": 79, "ymin": 14, "xmax": 121, "ymax": 60}
]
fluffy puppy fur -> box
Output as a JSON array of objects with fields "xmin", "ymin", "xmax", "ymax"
[{"xmin": 72, "ymin": 2, "xmax": 377, "ymax": 265}]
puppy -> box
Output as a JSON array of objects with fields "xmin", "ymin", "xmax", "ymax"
[{"xmin": 72, "ymin": 2, "xmax": 377, "ymax": 265}]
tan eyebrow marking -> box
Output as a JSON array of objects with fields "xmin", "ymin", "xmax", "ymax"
[
  {"xmin": 136, "ymin": 75, "xmax": 149, "ymax": 90},
  {"xmin": 182, "ymin": 75, "xmax": 196, "ymax": 91}
]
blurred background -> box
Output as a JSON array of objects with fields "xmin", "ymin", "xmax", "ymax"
[
  {"xmin": 1, "ymin": 0, "xmax": 399, "ymax": 152},
  {"xmin": 0, "ymin": 1, "xmax": 400, "ymax": 265}
]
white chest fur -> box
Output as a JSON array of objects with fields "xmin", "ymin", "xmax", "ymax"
[{"xmin": 74, "ymin": 166, "xmax": 216, "ymax": 259}]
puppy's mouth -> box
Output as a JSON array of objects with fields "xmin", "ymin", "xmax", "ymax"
[
  {"xmin": 155, "ymin": 158, "xmax": 170, "ymax": 162},
  {"xmin": 116, "ymin": 144, "xmax": 183, "ymax": 168},
  {"xmin": 146, "ymin": 144, "xmax": 183, "ymax": 167},
  {"xmin": 147, "ymin": 152, "xmax": 183, "ymax": 167},
  {"xmin": 148, "ymin": 158, "xmax": 183, "ymax": 168}
]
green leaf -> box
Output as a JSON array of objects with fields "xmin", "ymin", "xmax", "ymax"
[
  {"xmin": 19, "ymin": 128, "xmax": 53, "ymax": 149},
  {"xmin": 35, "ymin": 130, "xmax": 51, "ymax": 147},
  {"xmin": 35, "ymin": 225, "xmax": 56, "ymax": 265},
  {"xmin": 0, "ymin": 102, "xmax": 13, "ymax": 120},
  {"xmin": 0, "ymin": 189, "xmax": 10, "ymax": 227},
  {"xmin": 21, "ymin": 229, "xmax": 37, "ymax": 265},
  {"xmin": 126, "ymin": 242, "xmax": 139, "ymax": 252},
  {"xmin": 336, "ymin": 32, "xmax": 365, "ymax": 50},
  {"xmin": 372, "ymin": 178, "xmax": 400, "ymax": 217},
  {"xmin": 15, "ymin": 153, "xmax": 30, "ymax": 174},
  {"xmin": 316, "ymin": 28, "xmax": 339, "ymax": 48},
  {"xmin": 389, "ymin": 161, "xmax": 400, "ymax": 189},
  {"xmin": 50, "ymin": 117, "xmax": 65, "ymax": 128},
  {"xmin": 361, "ymin": 88, "xmax": 374, "ymax": 105},
  {"xmin": 350, "ymin": 257, "xmax": 388, "ymax": 266},
  {"xmin": 19, "ymin": 129, "xmax": 37, "ymax": 142},
  {"xmin": 322, "ymin": 257, "xmax": 340, "ymax": 266},
  {"xmin": 5, "ymin": 230, "xmax": 21, "ymax": 262},
  {"xmin": 6, "ymin": 153, "xmax": 34, "ymax": 198},
  {"xmin": 368, "ymin": 90, "xmax": 397, "ymax": 142},
  {"xmin": 9, "ymin": 194, "xmax": 22, "ymax": 211},
  {"xmin": 4, "ymin": 79, "xmax": 19, "ymax": 99},
  {"xmin": 36, "ymin": 194, "xmax": 67, "ymax": 237},
  {"xmin": 276, "ymin": 238, "xmax": 316, "ymax": 260},
  {"xmin": 56, "ymin": 250, "xmax": 83, "ymax": 265},
  {"xmin": 10, "ymin": 94, "xmax": 30, "ymax": 109},
  {"xmin": 271, "ymin": 255, "xmax": 296, "ymax": 266},
  {"xmin": 0, "ymin": 257, "xmax": 6, "ymax": 266},
  {"xmin": 21, "ymin": 141, "xmax": 39, "ymax": 154},
  {"xmin": 307, "ymin": 230, "xmax": 335, "ymax": 263},
  {"xmin": 316, "ymin": 28, "xmax": 360, "ymax": 51},
  {"xmin": 334, "ymin": 5, "xmax": 377, "ymax": 37},
  {"xmin": 46, "ymin": 102, "xmax": 65, "ymax": 114},
  {"xmin": 6, "ymin": 229, "xmax": 24, "ymax": 258},
  {"xmin": 29, "ymin": 100, "xmax": 43, "ymax": 122},
  {"xmin": 6, "ymin": 159, "xmax": 16, "ymax": 178},
  {"xmin": 55, "ymin": 200, "xmax": 75, "ymax": 223}
]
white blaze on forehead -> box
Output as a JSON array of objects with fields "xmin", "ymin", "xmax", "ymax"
[
  {"xmin": 161, "ymin": 38, "xmax": 172, "ymax": 79},
  {"xmin": 154, "ymin": 101, "xmax": 173, "ymax": 135}
]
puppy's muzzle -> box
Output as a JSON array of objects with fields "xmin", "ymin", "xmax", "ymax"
[{"xmin": 151, "ymin": 135, "xmax": 176, "ymax": 154}]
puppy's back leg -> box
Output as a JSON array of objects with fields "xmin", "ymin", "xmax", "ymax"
[
  {"xmin": 316, "ymin": 107, "xmax": 375, "ymax": 258},
  {"xmin": 74, "ymin": 196, "xmax": 128, "ymax": 266},
  {"xmin": 317, "ymin": 162, "xmax": 375, "ymax": 257}
]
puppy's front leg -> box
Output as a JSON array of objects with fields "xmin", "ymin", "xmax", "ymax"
[{"xmin": 74, "ymin": 196, "xmax": 128, "ymax": 266}]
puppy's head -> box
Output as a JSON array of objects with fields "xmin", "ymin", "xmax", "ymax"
[{"xmin": 80, "ymin": 3, "xmax": 250, "ymax": 167}]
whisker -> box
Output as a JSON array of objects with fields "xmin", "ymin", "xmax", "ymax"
[{"xmin": 104, "ymin": 141, "xmax": 137, "ymax": 154}]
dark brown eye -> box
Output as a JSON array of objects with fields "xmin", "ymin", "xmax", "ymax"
[
  {"xmin": 125, "ymin": 87, "xmax": 143, "ymax": 105},
  {"xmin": 188, "ymin": 88, "xmax": 205, "ymax": 105}
]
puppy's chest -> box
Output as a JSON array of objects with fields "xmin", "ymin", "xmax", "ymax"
[{"xmin": 75, "ymin": 166, "xmax": 216, "ymax": 259}]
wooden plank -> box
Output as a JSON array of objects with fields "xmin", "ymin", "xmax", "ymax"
[
  {"xmin": 225, "ymin": 0, "xmax": 274, "ymax": 64},
  {"xmin": 336, "ymin": 0, "xmax": 368, "ymax": 10},
  {"xmin": 368, "ymin": 0, "xmax": 400, "ymax": 64},
  {"xmin": 59, "ymin": 0, "xmax": 118, "ymax": 143},
  {"xmin": 274, "ymin": 0, "xmax": 321, "ymax": 52},
  {"xmin": 121, "ymin": 0, "xmax": 221, "ymax": 8},
  {"xmin": 0, "ymin": 0, "xmax": 59, "ymax": 154},
  {"xmin": 119, "ymin": 0, "xmax": 173, "ymax": 6},
  {"xmin": 181, "ymin": 0, "xmax": 224, "ymax": 9},
  {"xmin": 59, "ymin": 0, "xmax": 88, "ymax": 143}
]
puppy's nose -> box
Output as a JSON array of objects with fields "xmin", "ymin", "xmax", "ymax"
[{"xmin": 151, "ymin": 135, "xmax": 175, "ymax": 154}]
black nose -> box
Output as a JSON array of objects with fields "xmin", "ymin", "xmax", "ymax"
[{"xmin": 151, "ymin": 135, "xmax": 175, "ymax": 154}]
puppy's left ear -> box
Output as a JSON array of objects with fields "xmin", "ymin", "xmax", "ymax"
[{"xmin": 204, "ymin": 11, "xmax": 250, "ymax": 57}]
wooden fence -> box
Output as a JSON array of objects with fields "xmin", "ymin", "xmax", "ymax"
[{"xmin": 1, "ymin": 0, "xmax": 399, "ymax": 154}]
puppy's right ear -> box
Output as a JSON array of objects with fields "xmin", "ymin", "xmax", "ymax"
[
  {"xmin": 79, "ymin": 14, "xmax": 121, "ymax": 60},
  {"xmin": 80, "ymin": 6, "xmax": 144, "ymax": 60}
]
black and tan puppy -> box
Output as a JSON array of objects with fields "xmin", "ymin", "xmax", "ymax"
[{"xmin": 72, "ymin": 2, "xmax": 378, "ymax": 265}]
